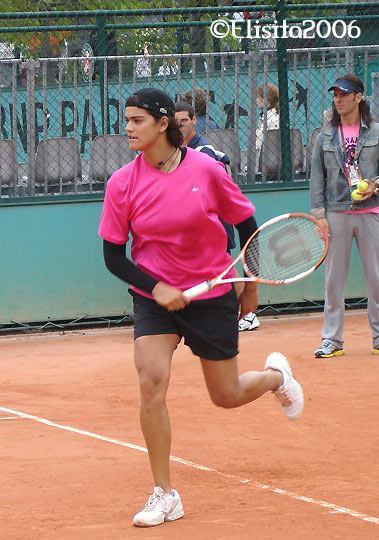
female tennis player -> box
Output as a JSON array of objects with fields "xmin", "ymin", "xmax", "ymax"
[{"xmin": 98, "ymin": 87, "xmax": 304, "ymax": 528}]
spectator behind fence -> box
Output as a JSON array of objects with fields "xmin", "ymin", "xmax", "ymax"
[
  {"xmin": 175, "ymin": 101, "xmax": 260, "ymax": 333},
  {"xmin": 310, "ymin": 73, "xmax": 379, "ymax": 358},
  {"xmin": 182, "ymin": 88, "xmax": 219, "ymax": 135},
  {"xmin": 136, "ymin": 44, "xmax": 151, "ymax": 78},
  {"xmin": 158, "ymin": 58, "xmax": 178, "ymax": 76},
  {"xmin": 256, "ymin": 83, "xmax": 280, "ymax": 172},
  {"xmin": 174, "ymin": 100, "xmax": 236, "ymax": 254}
]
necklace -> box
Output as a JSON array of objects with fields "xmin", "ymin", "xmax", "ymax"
[
  {"xmin": 165, "ymin": 148, "xmax": 180, "ymax": 173},
  {"xmin": 158, "ymin": 147, "xmax": 178, "ymax": 168}
]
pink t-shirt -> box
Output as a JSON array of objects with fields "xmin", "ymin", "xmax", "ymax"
[
  {"xmin": 340, "ymin": 122, "xmax": 360, "ymax": 166},
  {"xmin": 341, "ymin": 123, "xmax": 379, "ymax": 214},
  {"xmin": 98, "ymin": 148, "xmax": 255, "ymax": 300}
]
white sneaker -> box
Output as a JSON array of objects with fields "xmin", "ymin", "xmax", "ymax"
[
  {"xmin": 264, "ymin": 352, "xmax": 304, "ymax": 421},
  {"xmin": 133, "ymin": 486, "xmax": 184, "ymax": 527},
  {"xmin": 238, "ymin": 312, "xmax": 260, "ymax": 332}
]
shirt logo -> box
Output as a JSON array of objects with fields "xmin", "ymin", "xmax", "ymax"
[
  {"xmin": 192, "ymin": 187, "xmax": 199, "ymax": 192},
  {"xmin": 344, "ymin": 136, "xmax": 358, "ymax": 165}
]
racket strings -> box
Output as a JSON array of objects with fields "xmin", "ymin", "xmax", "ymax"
[{"xmin": 244, "ymin": 218, "xmax": 327, "ymax": 282}]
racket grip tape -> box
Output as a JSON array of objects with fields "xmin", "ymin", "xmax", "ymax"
[{"xmin": 183, "ymin": 281, "xmax": 212, "ymax": 300}]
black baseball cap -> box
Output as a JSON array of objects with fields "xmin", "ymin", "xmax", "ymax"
[
  {"xmin": 125, "ymin": 87, "xmax": 175, "ymax": 117},
  {"xmin": 328, "ymin": 78, "xmax": 364, "ymax": 94}
]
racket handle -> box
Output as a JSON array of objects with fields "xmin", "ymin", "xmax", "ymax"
[{"xmin": 183, "ymin": 281, "xmax": 212, "ymax": 300}]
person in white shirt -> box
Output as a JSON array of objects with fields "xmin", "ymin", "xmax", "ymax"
[
  {"xmin": 256, "ymin": 83, "xmax": 280, "ymax": 171},
  {"xmin": 239, "ymin": 84, "xmax": 280, "ymax": 332},
  {"xmin": 136, "ymin": 44, "xmax": 151, "ymax": 78}
]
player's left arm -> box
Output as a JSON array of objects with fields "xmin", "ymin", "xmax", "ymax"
[{"xmin": 235, "ymin": 216, "xmax": 259, "ymax": 317}]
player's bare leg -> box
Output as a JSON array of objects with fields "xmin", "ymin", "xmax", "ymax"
[
  {"xmin": 134, "ymin": 334, "xmax": 180, "ymax": 492},
  {"xmin": 200, "ymin": 356, "xmax": 281, "ymax": 408},
  {"xmin": 200, "ymin": 354, "xmax": 304, "ymax": 420}
]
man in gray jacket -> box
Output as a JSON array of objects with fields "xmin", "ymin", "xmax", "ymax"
[{"xmin": 310, "ymin": 73, "xmax": 379, "ymax": 357}]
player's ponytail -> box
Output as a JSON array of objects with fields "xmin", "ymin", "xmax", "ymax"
[
  {"xmin": 165, "ymin": 117, "xmax": 183, "ymax": 148},
  {"xmin": 143, "ymin": 110, "xmax": 183, "ymax": 147}
]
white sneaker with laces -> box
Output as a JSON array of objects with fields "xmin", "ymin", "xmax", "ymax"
[
  {"xmin": 133, "ymin": 486, "xmax": 184, "ymax": 527},
  {"xmin": 238, "ymin": 312, "xmax": 260, "ymax": 332},
  {"xmin": 264, "ymin": 352, "xmax": 304, "ymax": 421}
]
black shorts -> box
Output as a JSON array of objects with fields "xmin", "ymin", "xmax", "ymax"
[{"xmin": 130, "ymin": 288, "xmax": 239, "ymax": 361}]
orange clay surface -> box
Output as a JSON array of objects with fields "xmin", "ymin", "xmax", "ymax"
[{"xmin": 0, "ymin": 311, "xmax": 378, "ymax": 540}]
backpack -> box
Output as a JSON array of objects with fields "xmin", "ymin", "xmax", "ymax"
[{"xmin": 195, "ymin": 144, "xmax": 232, "ymax": 176}]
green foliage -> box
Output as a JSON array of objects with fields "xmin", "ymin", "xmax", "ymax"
[
  {"xmin": 0, "ymin": 0, "xmax": 178, "ymax": 59},
  {"xmin": 1, "ymin": 0, "xmax": 357, "ymax": 62},
  {"xmin": 0, "ymin": 0, "xmax": 131, "ymax": 10},
  {"xmin": 284, "ymin": 0, "xmax": 352, "ymax": 19}
]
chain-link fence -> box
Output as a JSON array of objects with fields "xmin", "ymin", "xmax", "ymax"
[{"xmin": 1, "ymin": 3, "xmax": 379, "ymax": 198}]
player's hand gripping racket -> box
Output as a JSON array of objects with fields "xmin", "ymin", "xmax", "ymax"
[{"xmin": 183, "ymin": 212, "xmax": 328, "ymax": 300}]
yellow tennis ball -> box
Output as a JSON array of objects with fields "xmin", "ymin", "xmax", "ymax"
[
  {"xmin": 352, "ymin": 189, "xmax": 363, "ymax": 200},
  {"xmin": 357, "ymin": 180, "xmax": 368, "ymax": 192}
]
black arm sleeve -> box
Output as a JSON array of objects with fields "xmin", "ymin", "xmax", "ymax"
[
  {"xmin": 103, "ymin": 240, "xmax": 159, "ymax": 294},
  {"xmin": 235, "ymin": 215, "xmax": 258, "ymax": 250}
]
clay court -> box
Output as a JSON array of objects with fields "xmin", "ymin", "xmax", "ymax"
[{"xmin": 0, "ymin": 311, "xmax": 378, "ymax": 540}]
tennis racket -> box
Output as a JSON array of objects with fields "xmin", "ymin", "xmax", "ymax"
[{"xmin": 183, "ymin": 212, "xmax": 328, "ymax": 300}]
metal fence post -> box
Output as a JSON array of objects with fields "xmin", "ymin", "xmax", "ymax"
[
  {"xmin": 96, "ymin": 14, "xmax": 106, "ymax": 134},
  {"xmin": 246, "ymin": 51, "xmax": 258, "ymax": 184},
  {"xmin": 24, "ymin": 60, "xmax": 39, "ymax": 195},
  {"xmin": 276, "ymin": 0, "xmax": 292, "ymax": 182}
]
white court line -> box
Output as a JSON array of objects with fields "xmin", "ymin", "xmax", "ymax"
[
  {"xmin": 0, "ymin": 416, "xmax": 18, "ymax": 420},
  {"xmin": 1, "ymin": 406, "xmax": 378, "ymax": 527}
]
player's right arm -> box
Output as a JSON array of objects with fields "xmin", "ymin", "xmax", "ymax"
[
  {"xmin": 310, "ymin": 132, "xmax": 328, "ymax": 220},
  {"xmin": 103, "ymin": 240, "xmax": 158, "ymax": 292},
  {"xmin": 103, "ymin": 241, "xmax": 188, "ymax": 311},
  {"xmin": 151, "ymin": 282, "xmax": 189, "ymax": 311},
  {"xmin": 309, "ymin": 133, "xmax": 330, "ymax": 236}
]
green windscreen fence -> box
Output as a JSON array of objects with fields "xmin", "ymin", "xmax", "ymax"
[
  {"xmin": 0, "ymin": 3, "xmax": 374, "ymax": 330},
  {"xmin": 0, "ymin": 3, "xmax": 379, "ymax": 198}
]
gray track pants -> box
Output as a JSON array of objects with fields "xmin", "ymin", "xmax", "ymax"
[{"xmin": 322, "ymin": 211, "xmax": 379, "ymax": 349}]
